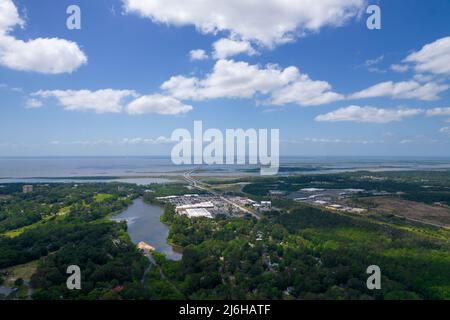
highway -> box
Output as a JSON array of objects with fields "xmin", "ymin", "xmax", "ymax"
[{"xmin": 183, "ymin": 168, "xmax": 261, "ymax": 220}]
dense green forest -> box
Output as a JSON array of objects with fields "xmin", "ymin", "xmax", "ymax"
[
  {"xmin": 143, "ymin": 183, "xmax": 450, "ymax": 300},
  {"xmin": 1, "ymin": 175, "xmax": 449, "ymax": 300},
  {"xmin": 0, "ymin": 183, "xmax": 149, "ymax": 299}
]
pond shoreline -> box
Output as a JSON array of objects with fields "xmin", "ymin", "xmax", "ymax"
[{"xmin": 112, "ymin": 198, "xmax": 182, "ymax": 261}]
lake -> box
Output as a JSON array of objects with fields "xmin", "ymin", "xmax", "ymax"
[{"xmin": 112, "ymin": 198, "xmax": 182, "ymax": 261}]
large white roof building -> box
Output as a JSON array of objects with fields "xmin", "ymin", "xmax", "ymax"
[
  {"xmin": 183, "ymin": 208, "xmax": 213, "ymax": 218},
  {"xmin": 176, "ymin": 202, "xmax": 214, "ymax": 212}
]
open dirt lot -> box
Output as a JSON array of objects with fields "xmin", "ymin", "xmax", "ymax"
[{"xmin": 361, "ymin": 197, "xmax": 450, "ymax": 228}]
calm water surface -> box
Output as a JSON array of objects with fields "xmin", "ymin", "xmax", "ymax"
[{"xmin": 112, "ymin": 198, "xmax": 182, "ymax": 261}]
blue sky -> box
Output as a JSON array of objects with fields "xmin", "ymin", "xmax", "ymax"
[{"xmin": 1, "ymin": 0, "xmax": 450, "ymax": 157}]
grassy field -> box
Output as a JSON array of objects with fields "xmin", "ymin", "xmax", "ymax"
[
  {"xmin": 58, "ymin": 206, "xmax": 71, "ymax": 216},
  {"xmin": 2, "ymin": 215, "xmax": 56, "ymax": 238},
  {"xmin": 3, "ymin": 260, "xmax": 39, "ymax": 286},
  {"xmin": 94, "ymin": 193, "xmax": 114, "ymax": 203}
]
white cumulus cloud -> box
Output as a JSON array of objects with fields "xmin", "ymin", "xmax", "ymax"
[
  {"xmin": 0, "ymin": 0, "xmax": 23, "ymax": 31},
  {"xmin": 212, "ymin": 38, "xmax": 257, "ymax": 59},
  {"xmin": 123, "ymin": 0, "xmax": 366, "ymax": 47},
  {"xmin": 349, "ymin": 80, "xmax": 449, "ymax": 101},
  {"xmin": 161, "ymin": 59, "xmax": 299, "ymax": 100},
  {"xmin": 270, "ymin": 75, "xmax": 344, "ymax": 106},
  {"xmin": 32, "ymin": 89, "xmax": 138, "ymax": 113},
  {"xmin": 315, "ymin": 105, "xmax": 423, "ymax": 123},
  {"xmin": 0, "ymin": 36, "xmax": 88, "ymax": 74},
  {"xmin": 30, "ymin": 89, "xmax": 193, "ymax": 116},
  {"xmin": 404, "ymin": 36, "xmax": 450, "ymax": 76},
  {"xmin": 0, "ymin": 0, "xmax": 87, "ymax": 74},
  {"xmin": 0, "ymin": 0, "xmax": 23, "ymax": 32},
  {"xmin": 189, "ymin": 49, "xmax": 208, "ymax": 61},
  {"xmin": 126, "ymin": 94, "xmax": 193, "ymax": 115},
  {"xmin": 161, "ymin": 59, "xmax": 342, "ymax": 106}
]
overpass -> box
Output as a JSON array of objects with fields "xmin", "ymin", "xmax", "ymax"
[{"xmin": 183, "ymin": 168, "xmax": 261, "ymax": 220}]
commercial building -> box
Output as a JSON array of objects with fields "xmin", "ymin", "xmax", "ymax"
[
  {"xmin": 22, "ymin": 185, "xmax": 33, "ymax": 194},
  {"xmin": 261, "ymin": 201, "xmax": 272, "ymax": 209},
  {"xmin": 157, "ymin": 194, "xmax": 251, "ymax": 218},
  {"xmin": 183, "ymin": 208, "xmax": 213, "ymax": 218},
  {"xmin": 175, "ymin": 201, "xmax": 214, "ymax": 213},
  {"xmin": 175, "ymin": 201, "xmax": 214, "ymax": 218}
]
